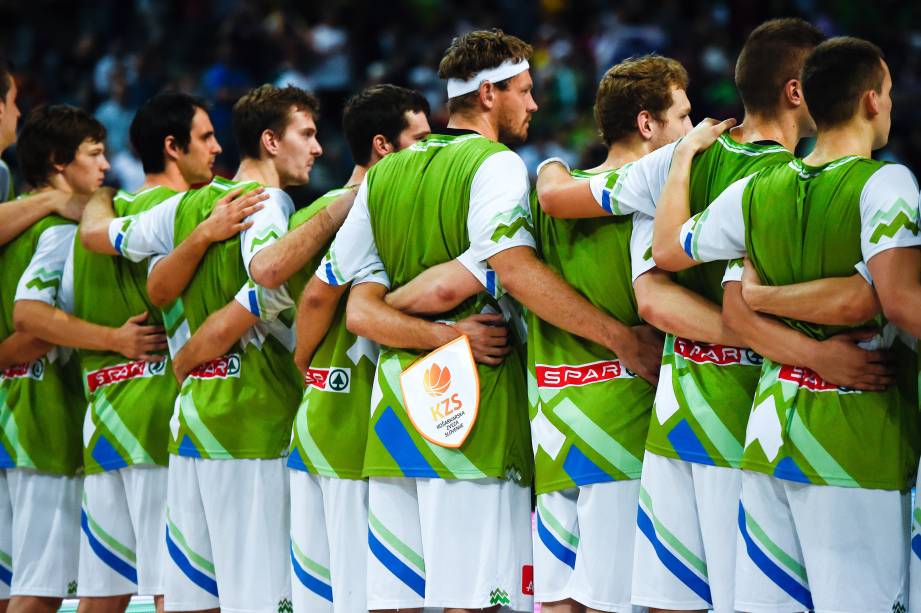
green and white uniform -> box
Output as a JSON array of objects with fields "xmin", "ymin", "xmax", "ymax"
[
  {"xmin": 65, "ymin": 185, "xmax": 177, "ymax": 597},
  {"xmin": 286, "ymin": 187, "xmax": 383, "ymax": 612},
  {"xmin": 321, "ymin": 130, "xmax": 534, "ymax": 611},
  {"xmin": 529, "ymin": 167, "xmax": 655, "ymax": 610},
  {"xmin": 681, "ymin": 159, "xmax": 920, "ymax": 612},
  {"xmin": 0, "ymin": 211, "xmax": 82, "ymax": 597},
  {"xmin": 106, "ymin": 177, "xmax": 298, "ymax": 612},
  {"xmin": 586, "ymin": 135, "xmax": 793, "ymax": 612}
]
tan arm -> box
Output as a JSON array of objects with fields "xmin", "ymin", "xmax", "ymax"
[
  {"xmin": 294, "ymin": 277, "xmax": 348, "ymax": 372},
  {"xmin": 0, "ymin": 332, "xmax": 53, "ymax": 369},
  {"xmin": 868, "ymin": 247, "xmax": 921, "ymax": 338},
  {"xmin": 0, "ymin": 191, "xmax": 88, "ymax": 246},
  {"xmin": 172, "ymin": 301, "xmax": 258, "ymax": 383},
  {"xmin": 79, "ymin": 187, "xmax": 119, "ymax": 255},
  {"xmin": 535, "ymin": 162, "xmax": 609, "ymax": 219},
  {"xmin": 385, "ymin": 260, "xmax": 484, "ymax": 316}
]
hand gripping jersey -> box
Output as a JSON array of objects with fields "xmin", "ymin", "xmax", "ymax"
[
  {"xmin": 592, "ymin": 134, "xmax": 793, "ymax": 469},
  {"xmin": 324, "ymin": 131, "xmax": 535, "ymax": 482},
  {"xmin": 681, "ymin": 158, "xmax": 921, "ymax": 490},
  {"xmin": 0, "ymin": 212, "xmax": 83, "ymax": 475},
  {"xmin": 287, "ymin": 188, "xmax": 379, "ymax": 479},
  {"xmin": 69, "ymin": 186, "xmax": 179, "ymax": 474},
  {"xmin": 528, "ymin": 169, "xmax": 654, "ymax": 494}
]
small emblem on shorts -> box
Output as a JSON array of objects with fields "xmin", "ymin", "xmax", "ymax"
[
  {"xmin": 277, "ymin": 598, "xmax": 292, "ymax": 613},
  {"xmin": 67, "ymin": 580, "xmax": 77, "ymax": 596},
  {"xmin": 489, "ymin": 588, "xmax": 510, "ymax": 605},
  {"xmin": 521, "ymin": 564, "xmax": 534, "ymax": 595},
  {"xmin": 893, "ymin": 602, "xmax": 906, "ymax": 613}
]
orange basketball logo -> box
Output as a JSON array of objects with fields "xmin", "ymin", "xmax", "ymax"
[{"xmin": 423, "ymin": 363, "xmax": 451, "ymax": 396}]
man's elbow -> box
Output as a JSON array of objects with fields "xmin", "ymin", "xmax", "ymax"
[
  {"xmin": 651, "ymin": 242, "xmax": 688, "ymax": 273},
  {"xmin": 249, "ymin": 260, "xmax": 284, "ymax": 290},
  {"xmin": 881, "ymin": 299, "xmax": 912, "ymax": 332},
  {"xmin": 12, "ymin": 303, "xmax": 37, "ymax": 334},
  {"xmin": 839, "ymin": 292, "xmax": 880, "ymax": 325},
  {"xmin": 146, "ymin": 282, "xmax": 171, "ymax": 309},
  {"xmin": 79, "ymin": 223, "xmax": 115, "ymax": 255},
  {"xmin": 345, "ymin": 301, "xmax": 372, "ymax": 338}
]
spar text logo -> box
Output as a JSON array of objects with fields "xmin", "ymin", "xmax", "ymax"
[
  {"xmin": 423, "ymin": 363, "xmax": 462, "ymax": 421},
  {"xmin": 535, "ymin": 360, "xmax": 634, "ymax": 389},
  {"xmin": 673, "ymin": 338, "xmax": 761, "ymax": 367},
  {"xmin": 778, "ymin": 365, "xmax": 858, "ymax": 394}
]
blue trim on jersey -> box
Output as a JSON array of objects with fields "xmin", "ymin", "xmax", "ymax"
[
  {"xmin": 113, "ymin": 233, "xmax": 124, "ymax": 256},
  {"xmin": 290, "ymin": 545, "xmax": 333, "ymax": 602},
  {"xmin": 667, "ymin": 420, "xmax": 716, "ymax": 466},
  {"xmin": 535, "ymin": 512, "xmax": 576, "ymax": 569},
  {"xmin": 738, "ymin": 505, "xmax": 813, "ymax": 609},
  {"xmin": 773, "ymin": 457, "xmax": 811, "ymax": 484},
  {"xmin": 562, "ymin": 444, "xmax": 609, "ymax": 486},
  {"xmin": 247, "ymin": 288, "xmax": 260, "ymax": 317},
  {"xmin": 368, "ymin": 529, "xmax": 425, "ymax": 597},
  {"xmin": 374, "ymin": 407, "xmax": 439, "ymax": 478},
  {"xmin": 486, "ymin": 270, "xmax": 496, "ymax": 297},
  {"xmin": 682, "ymin": 232, "xmax": 694, "ymax": 259},
  {"xmin": 325, "ymin": 262, "xmax": 338, "ymax": 286},
  {"xmin": 177, "ymin": 435, "xmax": 201, "ymax": 458},
  {"xmin": 81, "ymin": 510, "xmax": 137, "ymax": 584},
  {"xmin": 287, "ymin": 446, "xmax": 308, "ymax": 472},
  {"xmin": 91, "ymin": 436, "xmax": 129, "ymax": 471},
  {"xmin": 165, "ymin": 527, "xmax": 219, "ymax": 597},
  {"xmin": 0, "ymin": 443, "xmax": 15, "ymax": 469},
  {"xmin": 637, "ymin": 506, "xmax": 712, "ymax": 604},
  {"xmin": 0, "ymin": 563, "xmax": 11, "ymax": 586},
  {"xmin": 912, "ymin": 534, "xmax": 921, "ymax": 559},
  {"xmin": 600, "ymin": 189, "xmax": 613, "ymax": 214}
]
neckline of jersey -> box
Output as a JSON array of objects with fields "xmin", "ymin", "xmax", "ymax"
[{"xmin": 791, "ymin": 155, "xmax": 864, "ymax": 176}]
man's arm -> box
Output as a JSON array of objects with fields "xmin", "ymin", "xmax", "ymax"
[
  {"xmin": 79, "ymin": 187, "xmax": 119, "ymax": 254},
  {"xmin": 722, "ymin": 282, "xmax": 891, "ymax": 390},
  {"xmin": 868, "ymin": 248, "xmax": 921, "ymax": 338},
  {"xmin": 172, "ymin": 301, "xmax": 258, "ymax": 383},
  {"xmin": 536, "ymin": 161, "xmax": 610, "ymax": 219},
  {"xmin": 248, "ymin": 188, "xmax": 357, "ymax": 289},
  {"xmin": 147, "ymin": 188, "xmax": 269, "ymax": 307},
  {"xmin": 294, "ymin": 277, "xmax": 348, "ymax": 372},
  {"xmin": 0, "ymin": 191, "xmax": 88, "ymax": 246},
  {"xmin": 0, "ymin": 333, "xmax": 53, "ymax": 370},
  {"xmin": 740, "ymin": 258, "xmax": 880, "ymax": 326},
  {"xmin": 385, "ymin": 260, "xmax": 484, "ymax": 316}
]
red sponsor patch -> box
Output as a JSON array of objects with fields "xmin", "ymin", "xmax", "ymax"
[
  {"xmin": 673, "ymin": 337, "xmax": 760, "ymax": 366},
  {"xmin": 188, "ymin": 354, "xmax": 240, "ymax": 379},
  {"xmin": 1, "ymin": 360, "xmax": 43, "ymax": 381},
  {"xmin": 304, "ymin": 368, "xmax": 329, "ymax": 389},
  {"xmin": 86, "ymin": 359, "xmax": 163, "ymax": 392},
  {"xmin": 778, "ymin": 365, "xmax": 848, "ymax": 393},
  {"xmin": 521, "ymin": 564, "xmax": 534, "ymax": 595},
  {"xmin": 535, "ymin": 360, "xmax": 632, "ymax": 389}
]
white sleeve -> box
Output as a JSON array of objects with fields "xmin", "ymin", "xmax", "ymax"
[
  {"xmin": 315, "ymin": 178, "xmax": 387, "ymax": 288},
  {"xmin": 456, "ymin": 248, "xmax": 504, "ymax": 299},
  {"xmin": 854, "ymin": 261, "xmax": 873, "ymax": 286},
  {"xmin": 108, "ymin": 192, "xmax": 181, "ymax": 262},
  {"xmin": 58, "ymin": 234, "xmax": 77, "ymax": 313},
  {"xmin": 15, "ymin": 224, "xmax": 77, "ymax": 306},
  {"xmin": 589, "ymin": 141, "xmax": 676, "ymax": 216},
  {"xmin": 721, "ymin": 259, "xmax": 745, "ymax": 286},
  {"xmin": 629, "ymin": 213, "xmax": 656, "ymax": 281},
  {"xmin": 240, "ymin": 187, "xmax": 294, "ymax": 278},
  {"xmin": 860, "ymin": 165, "xmax": 921, "ymax": 264},
  {"xmin": 677, "ymin": 174, "xmax": 750, "ymax": 263},
  {"xmin": 466, "ymin": 151, "xmax": 535, "ymax": 262},
  {"xmin": 233, "ymin": 280, "xmax": 295, "ymax": 322}
]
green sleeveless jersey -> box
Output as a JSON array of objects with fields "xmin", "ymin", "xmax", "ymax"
[
  {"xmin": 326, "ymin": 131, "xmax": 534, "ymax": 482},
  {"xmin": 529, "ymin": 169, "xmax": 654, "ymax": 494},
  {"xmin": 738, "ymin": 158, "xmax": 920, "ymax": 489},
  {"xmin": 0, "ymin": 214, "xmax": 83, "ymax": 475},
  {"xmin": 169, "ymin": 178, "xmax": 302, "ymax": 459},
  {"xmin": 71, "ymin": 186, "xmax": 178, "ymax": 474},
  {"xmin": 287, "ymin": 188, "xmax": 379, "ymax": 479}
]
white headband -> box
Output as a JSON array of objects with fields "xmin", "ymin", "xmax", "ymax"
[{"xmin": 446, "ymin": 59, "xmax": 530, "ymax": 99}]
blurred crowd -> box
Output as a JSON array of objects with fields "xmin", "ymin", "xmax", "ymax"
[{"xmin": 3, "ymin": 0, "xmax": 920, "ymax": 203}]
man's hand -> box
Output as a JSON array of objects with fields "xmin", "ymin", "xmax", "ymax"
[
  {"xmin": 677, "ymin": 118, "xmax": 737, "ymax": 157},
  {"xmin": 51, "ymin": 191, "xmax": 90, "ymax": 222},
  {"xmin": 110, "ymin": 312, "xmax": 167, "ymax": 361},
  {"xmin": 609, "ymin": 324, "xmax": 663, "ymax": 386},
  {"xmin": 453, "ymin": 313, "xmax": 511, "ymax": 366},
  {"xmin": 809, "ymin": 330, "xmax": 893, "ymax": 391},
  {"xmin": 198, "ymin": 187, "xmax": 268, "ymax": 243}
]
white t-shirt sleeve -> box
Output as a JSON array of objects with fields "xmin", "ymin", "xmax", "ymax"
[
  {"xmin": 315, "ymin": 178, "xmax": 387, "ymax": 288},
  {"xmin": 466, "ymin": 151, "xmax": 535, "ymax": 262},
  {"xmin": 456, "ymin": 248, "xmax": 503, "ymax": 299},
  {"xmin": 629, "ymin": 213, "xmax": 657, "ymax": 282},
  {"xmin": 589, "ymin": 141, "xmax": 676, "ymax": 216},
  {"xmin": 58, "ymin": 234, "xmax": 77, "ymax": 313},
  {"xmin": 677, "ymin": 174, "xmax": 750, "ymax": 263},
  {"xmin": 860, "ymin": 164, "xmax": 921, "ymax": 264},
  {"xmin": 107, "ymin": 192, "xmax": 181, "ymax": 262},
  {"xmin": 721, "ymin": 258, "xmax": 745, "ymax": 286},
  {"xmin": 15, "ymin": 224, "xmax": 77, "ymax": 306},
  {"xmin": 240, "ymin": 187, "xmax": 294, "ymax": 278},
  {"xmin": 233, "ymin": 280, "xmax": 295, "ymax": 322}
]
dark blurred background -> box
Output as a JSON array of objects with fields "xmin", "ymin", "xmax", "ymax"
[{"xmin": 3, "ymin": 0, "xmax": 920, "ymax": 205}]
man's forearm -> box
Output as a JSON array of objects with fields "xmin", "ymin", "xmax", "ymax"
[
  {"xmin": 0, "ymin": 192, "xmax": 67, "ymax": 246},
  {"xmin": 0, "ymin": 332, "xmax": 53, "ymax": 369},
  {"xmin": 250, "ymin": 209, "xmax": 339, "ymax": 289},
  {"xmin": 651, "ymin": 145, "xmax": 697, "ymax": 271},
  {"xmin": 80, "ymin": 187, "xmax": 119, "ymax": 254},
  {"xmin": 295, "ymin": 277, "xmax": 347, "ymax": 370},
  {"xmin": 385, "ymin": 260, "xmax": 483, "ymax": 316},
  {"xmin": 147, "ymin": 229, "xmax": 212, "ymax": 307},
  {"xmin": 347, "ymin": 283, "xmax": 457, "ymax": 350},
  {"xmin": 535, "ymin": 162, "xmax": 605, "ymax": 219},
  {"xmin": 743, "ymin": 275, "xmax": 880, "ymax": 326},
  {"xmin": 173, "ymin": 301, "xmax": 258, "ymax": 381},
  {"xmin": 13, "ymin": 301, "xmax": 122, "ymax": 351}
]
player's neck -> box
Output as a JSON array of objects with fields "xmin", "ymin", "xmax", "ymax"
[
  {"xmin": 732, "ymin": 111, "xmax": 801, "ymax": 153},
  {"xmin": 804, "ymin": 123, "xmax": 874, "ymax": 166},
  {"xmin": 588, "ymin": 136, "xmax": 650, "ymax": 172},
  {"xmin": 141, "ymin": 164, "xmax": 190, "ymax": 193},
  {"xmin": 42, "ymin": 174, "xmax": 73, "ymax": 194},
  {"xmin": 447, "ymin": 112, "xmax": 498, "ymax": 141},
  {"xmin": 234, "ymin": 157, "xmax": 282, "ymax": 188},
  {"xmin": 345, "ymin": 165, "xmax": 367, "ymax": 188}
]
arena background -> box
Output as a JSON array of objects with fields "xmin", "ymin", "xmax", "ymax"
[{"xmin": 3, "ymin": 0, "xmax": 921, "ymax": 206}]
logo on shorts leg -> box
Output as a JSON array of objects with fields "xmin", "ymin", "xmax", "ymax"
[
  {"xmin": 521, "ymin": 564, "xmax": 534, "ymax": 595},
  {"xmin": 489, "ymin": 588, "xmax": 510, "ymax": 606},
  {"xmin": 67, "ymin": 580, "xmax": 77, "ymax": 596},
  {"xmin": 892, "ymin": 602, "xmax": 906, "ymax": 613},
  {"xmin": 277, "ymin": 598, "xmax": 292, "ymax": 613}
]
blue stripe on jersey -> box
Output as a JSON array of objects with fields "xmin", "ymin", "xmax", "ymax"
[
  {"xmin": 91, "ymin": 436, "xmax": 129, "ymax": 471},
  {"xmin": 738, "ymin": 505, "xmax": 813, "ymax": 609},
  {"xmin": 81, "ymin": 510, "xmax": 137, "ymax": 584},
  {"xmin": 562, "ymin": 444, "xmax": 610, "ymax": 486},
  {"xmin": 287, "ymin": 447, "xmax": 308, "ymax": 472},
  {"xmin": 773, "ymin": 457, "xmax": 811, "ymax": 484},
  {"xmin": 177, "ymin": 435, "xmax": 202, "ymax": 458},
  {"xmin": 637, "ymin": 506, "xmax": 712, "ymax": 604},
  {"xmin": 667, "ymin": 420, "xmax": 716, "ymax": 466},
  {"xmin": 0, "ymin": 562, "xmax": 11, "ymax": 586},
  {"xmin": 114, "ymin": 232, "xmax": 124, "ymax": 255},
  {"xmin": 368, "ymin": 528, "xmax": 425, "ymax": 597},
  {"xmin": 290, "ymin": 545, "xmax": 333, "ymax": 602},
  {"xmin": 912, "ymin": 534, "xmax": 921, "ymax": 560},
  {"xmin": 682, "ymin": 231, "xmax": 694, "ymax": 259},
  {"xmin": 374, "ymin": 407, "xmax": 439, "ymax": 478},
  {"xmin": 535, "ymin": 512, "xmax": 576, "ymax": 569},
  {"xmin": 325, "ymin": 262, "xmax": 338, "ymax": 286},
  {"xmin": 247, "ymin": 288, "xmax": 260, "ymax": 317},
  {"xmin": 600, "ymin": 189, "xmax": 613, "ymax": 214},
  {"xmin": 486, "ymin": 270, "xmax": 496, "ymax": 297},
  {"xmin": 165, "ymin": 527, "xmax": 219, "ymax": 597},
  {"xmin": 0, "ymin": 443, "xmax": 16, "ymax": 469}
]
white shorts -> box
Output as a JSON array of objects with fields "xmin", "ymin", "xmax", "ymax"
[
  {"xmin": 911, "ymin": 469, "xmax": 921, "ymax": 612},
  {"xmin": 535, "ymin": 481, "xmax": 644, "ymax": 612},
  {"xmin": 632, "ymin": 452, "xmax": 739, "ymax": 612},
  {"xmin": 289, "ymin": 470, "xmax": 367, "ymax": 613},
  {"xmin": 78, "ymin": 465, "xmax": 168, "ymax": 597},
  {"xmin": 367, "ymin": 476, "xmax": 533, "ymax": 611},
  {"xmin": 7, "ymin": 469, "xmax": 81, "ymax": 598},
  {"xmin": 736, "ymin": 470, "xmax": 909, "ymax": 613},
  {"xmin": 164, "ymin": 455, "xmax": 291, "ymax": 613}
]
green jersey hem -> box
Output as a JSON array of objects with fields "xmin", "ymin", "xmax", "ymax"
[
  {"xmin": 741, "ymin": 459, "xmax": 912, "ymax": 492},
  {"xmin": 645, "ymin": 441, "xmax": 741, "ymax": 470}
]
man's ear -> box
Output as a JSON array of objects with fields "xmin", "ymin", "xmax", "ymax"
[
  {"xmin": 637, "ymin": 110, "xmax": 654, "ymax": 140},
  {"xmin": 478, "ymin": 81, "xmax": 496, "ymax": 111},
  {"xmin": 371, "ymin": 134, "xmax": 392, "ymax": 159},
  {"xmin": 163, "ymin": 135, "xmax": 181, "ymax": 162},
  {"xmin": 784, "ymin": 78, "xmax": 804, "ymax": 108},
  {"xmin": 260, "ymin": 128, "xmax": 280, "ymax": 156},
  {"xmin": 864, "ymin": 88, "xmax": 881, "ymax": 120}
]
